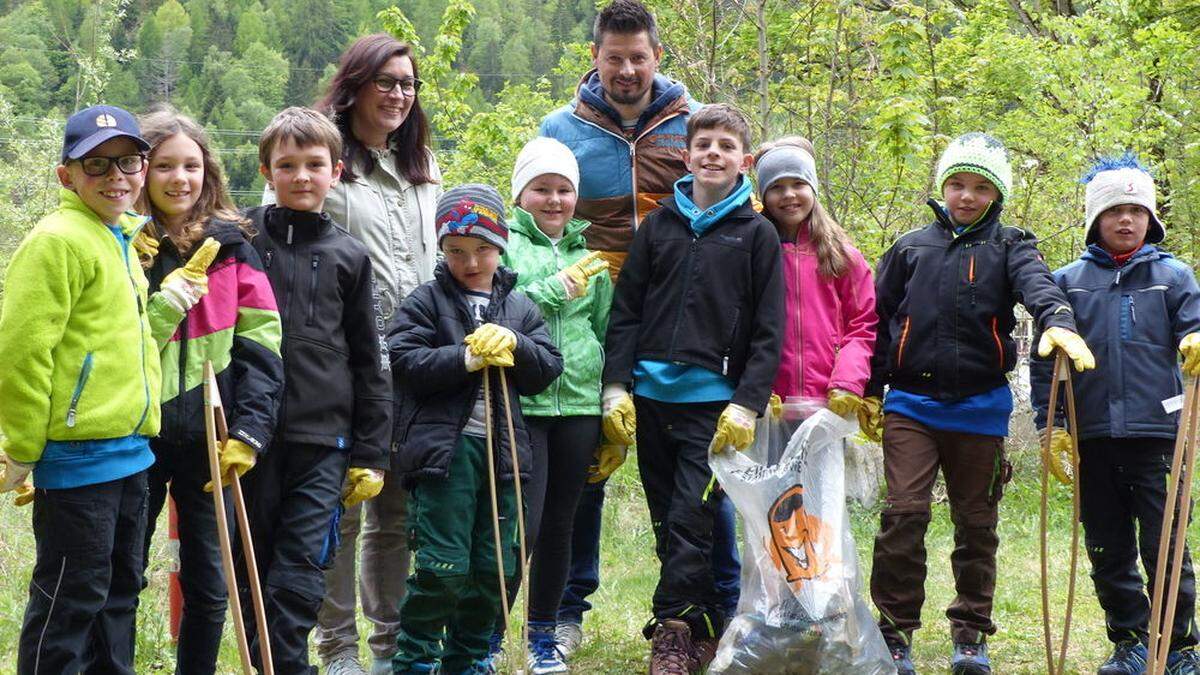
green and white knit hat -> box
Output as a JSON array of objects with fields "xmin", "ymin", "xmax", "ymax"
[{"xmin": 935, "ymin": 132, "xmax": 1013, "ymax": 202}]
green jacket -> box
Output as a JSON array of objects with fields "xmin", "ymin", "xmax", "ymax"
[
  {"xmin": 0, "ymin": 189, "xmax": 162, "ymax": 474},
  {"xmin": 502, "ymin": 208, "xmax": 612, "ymax": 416}
]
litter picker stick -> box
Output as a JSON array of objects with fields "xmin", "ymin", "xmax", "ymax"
[
  {"xmin": 204, "ymin": 360, "xmax": 274, "ymax": 674},
  {"xmin": 482, "ymin": 368, "xmax": 514, "ymax": 643},
  {"xmin": 499, "ymin": 368, "xmax": 531, "ymax": 672},
  {"xmin": 1147, "ymin": 377, "xmax": 1200, "ymax": 675},
  {"xmin": 1039, "ymin": 351, "xmax": 1083, "ymax": 675}
]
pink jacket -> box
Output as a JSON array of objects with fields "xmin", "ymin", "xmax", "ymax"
[{"xmin": 772, "ymin": 230, "xmax": 878, "ymax": 400}]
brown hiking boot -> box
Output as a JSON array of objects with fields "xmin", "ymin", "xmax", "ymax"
[
  {"xmin": 693, "ymin": 636, "xmax": 718, "ymax": 670},
  {"xmin": 649, "ymin": 620, "xmax": 701, "ymax": 675}
]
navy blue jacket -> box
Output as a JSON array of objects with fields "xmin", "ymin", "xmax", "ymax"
[{"xmin": 1032, "ymin": 245, "xmax": 1200, "ymax": 440}]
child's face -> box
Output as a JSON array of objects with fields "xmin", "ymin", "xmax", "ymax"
[
  {"xmin": 56, "ymin": 137, "xmax": 146, "ymax": 225},
  {"xmin": 942, "ymin": 172, "xmax": 999, "ymax": 225},
  {"xmin": 147, "ymin": 133, "xmax": 204, "ymax": 230},
  {"xmin": 260, "ymin": 137, "xmax": 343, "ymax": 213},
  {"xmin": 518, "ymin": 174, "xmax": 577, "ymax": 238},
  {"xmin": 684, "ymin": 128, "xmax": 753, "ymax": 195},
  {"xmin": 1097, "ymin": 203, "xmax": 1150, "ymax": 253},
  {"xmin": 442, "ymin": 235, "xmax": 500, "ymax": 292},
  {"xmin": 763, "ymin": 178, "xmax": 815, "ymax": 231}
]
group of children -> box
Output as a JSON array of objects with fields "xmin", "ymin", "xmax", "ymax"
[{"xmin": 0, "ymin": 94, "xmax": 1197, "ymax": 675}]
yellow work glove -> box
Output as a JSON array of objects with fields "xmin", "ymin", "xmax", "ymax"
[
  {"xmin": 342, "ymin": 468, "xmax": 385, "ymax": 508},
  {"xmin": 768, "ymin": 393, "xmax": 783, "ymax": 420},
  {"xmin": 587, "ymin": 443, "xmax": 628, "ymax": 484},
  {"xmin": 1037, "ymin": 326, "xmax": 1096, "ymax": 372},
  {"xmin": 160, "ymin": 237, "xmax": 220, "ymax": 313},
  {"xmin": 1181, "ymin": 333, "xmax": 1200, "ymax": 377},
  {"xmin": 827, "ymin": 388, "xmax": 865, "ymax": 418},
  {"xmin": 14, "ymin": 479, "xmax": 34, "ymax": 507},
  {"xmin": 1041, "ymin": 427, "xmax": 1074, "ymax": 485},
  {"xmin": 204, "ymin": 439, "xmax": 257, "ymax": 492},
  {"xmin": 465, "ymin": 323, "xmax": 517, "ymax": 361},
  {"xmin": 857, "ymin": 396, "xmax": 884, "ymax": 443},
  {"xmin": 132, "ymin": 229, "xmax": 160, "ymax": 263},
  {"xmin": 602, "ymin": 384, "xmax": 637, "ymax": 446},
  {"xmin": 561, "ymin": 251, "xmax": 609, "ymax": 296},
  {"xmin": 0, "ymin": 452, "xmax": 33, "ymax": 493},
  {"xmin": 711, "ymin": 403, "xmax": 757, "ymax": 454}
]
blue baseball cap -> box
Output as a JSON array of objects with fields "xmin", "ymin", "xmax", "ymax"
[{"xmin": 61, "ymin": 105, "xmax": 150, "ymax": 163}]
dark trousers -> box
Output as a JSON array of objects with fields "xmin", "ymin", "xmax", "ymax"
[
  {"xmin": 394, "ymin": 436, "xmax": 517, "ymax": 674},
  {"xmin": 870, "ymin": 413, "xmax": 1008, "ymax": 645},
  {"xmin": 1079, "ymin": 436, "xmax": 1200, "ymax": 648},
  {"xmin": 18, "ymin": 471, "xmax": 149, "ymax": 675},
  {"xmin": 557, "ymin": 479, "xmax": 740, "ymax": 625},
  {"xmin": 144, "ymin": 440, "xmax": 229, "ymax": 675},
  {"xmin": 235, "ymin": 442, "xmax": 349, "ymax": 675},
  {"xmin": 635, "ymin": 396, "xmax": 727, "ymax": 639}
]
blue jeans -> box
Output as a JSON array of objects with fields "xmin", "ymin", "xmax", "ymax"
[{"xmin": 557, "ymin": 480, "xmax": 740, "ymax": 625}]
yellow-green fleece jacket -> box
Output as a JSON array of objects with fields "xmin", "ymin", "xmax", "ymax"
[{"xmin": 0, "ymin": 189, "xmax": 161, "ymax": 488}]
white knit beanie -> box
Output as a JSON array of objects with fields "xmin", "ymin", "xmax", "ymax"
[
  {"xmin": 511, "ymin": 137, "xmax": 580, "ymax": 202},
  {"xmin": 1082, "ymin": 154, "xmax": 1165, "ymax": 244}
]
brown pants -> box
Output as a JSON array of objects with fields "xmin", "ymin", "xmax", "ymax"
[{"xmin": 869, "ymin": 413, "xmax": 1010, "ymax": 645}]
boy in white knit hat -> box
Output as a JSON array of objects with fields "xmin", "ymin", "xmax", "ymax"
[
  {"xmin": 1032, "ymin": 153, "xmax": 1200, "ymax": 675},
  {"xmin": 867, "ymin": 132, "xmax": 1095, "ymax": 675}
]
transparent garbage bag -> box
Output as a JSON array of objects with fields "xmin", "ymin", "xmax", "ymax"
[{"xmin": 709, "ymin": 398, "xmax": 894, "ymax": 674}]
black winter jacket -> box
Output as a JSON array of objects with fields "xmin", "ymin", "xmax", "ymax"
[
  {"xmin": 388, "ymin": 262, "xmax": 563, "ymax": 484},
  {"xmin": 245, "ymin": 205, "xmax": 392, "ymax": 469},
  {"xmin": 868, "ymin": 200, "xmax": 1076, "ymax": 400},
  {"xmin": 603, "ymin": 196, "xmax": 785, "ymax": 412},
  {"xmin": 148, "ymin": 219, "xmax": 284, "ymax": 452}
]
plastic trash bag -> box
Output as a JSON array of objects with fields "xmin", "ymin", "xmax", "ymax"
[{"xmin": 709, "ymin": 399, "xmax": 894, "ymax": 674}]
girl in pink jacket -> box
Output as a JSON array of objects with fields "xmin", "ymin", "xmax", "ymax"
[{"xmin": 754, "ymin": 137, "xmax": 881, "ymax": 437}]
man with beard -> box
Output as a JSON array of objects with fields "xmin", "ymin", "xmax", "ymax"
[{"xmin": 538, "ymin": 0, "xmax": 742, "ymax": 661}]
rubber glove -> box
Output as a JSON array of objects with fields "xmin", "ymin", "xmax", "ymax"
[
  {"xmin": 465, "ymin": 323, "xmax": 517, "ymax": 358},
  {"xmin": 14, "ymin": 479, "xmax": 34, "ymax": 507},
  {"xmin": 132, "ymin": 229, "xmax": 160, "ymax": 262},
  {"xmin": 342, "ymin": 468, "xmax": 385, "ymax": 507},
  {"xmin": 602, "ymin": 384, "xmax": 637, "ymax": 446},
  {"xmin": 0, "ymin": 453, "xmax": 33, "ymax": 493},
  {"xmin": 1041, "ymin": 427, "xmax": 1073, "ymax": 485},
  {"xmin": 827, "ymin": 389, "xmax": 865, "ymax": 418},
  {"xmin": 768, "ymin": 393, "xmax": 783, "ymax": 420},
  {"xmin": 858, "ymin": 396, "xmax": 883, "ymax": 443},
  {"xmin": 711, "ymin": 403, "xmax": 757, "ymax": 453},
  {"xmin": 560, "ymin": 251, "xmax": 609, "ymax": 298},
  {"xmin": 203, "ymin": 439, "xmax": 257, "ymax": 492},
  {"xmin": 1181, "ymin": 333, "xmax": 1200, "ymax": 377},
  {"xmin": 160, "ymin": 237, "xmax": 220, "ymax": 313},
  {"xmin": 1037, "ymin": 326, "xmax": 1096, "ymax": 372},
  {"xmin": 464, "ymin": 345, "xmax": 486, "ymax": 372},
  {"xmin": 587, "ymin": 443, "xmax": 628, "ymax": 484}
]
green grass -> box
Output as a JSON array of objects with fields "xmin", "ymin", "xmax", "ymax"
[{"xmin": 1, "ymin": 444, "xmax": 1196, "ymax": 673}]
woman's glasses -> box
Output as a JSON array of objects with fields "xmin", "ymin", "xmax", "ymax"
[{"xmin": 371, "ymin": 75, "xmax": 423, "ymax": 96}]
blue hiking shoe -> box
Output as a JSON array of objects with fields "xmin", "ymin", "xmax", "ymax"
[
  {"xmin": 528, "ymin": 622, "xmax": 569, "ymax": 674},
  {"xmin": 951, "ymin": 642, "xmax": 990, "ymax": 674},
  {"xmin": 1168, "ymin": 648, "xmax": 1200, "ymax": 675},
  {"xmin": 887, "ymin": 641, "xmax": 917, "ymax": 675},
  {"xmin": 1097, "ymin": 641, "xmax": 1147, "ymax": 675},
  {"xmin": 459, "ymin": 659, "xmax": 495, "ymax": 675}
]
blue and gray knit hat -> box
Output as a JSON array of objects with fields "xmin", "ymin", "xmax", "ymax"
[
  {"xmin": 436, "ymin": 184, "xmax": 509, "ymax": 252},
  {"xmin": 935, "ymin": 132, "xmax": 1013, "ymax": 202}
]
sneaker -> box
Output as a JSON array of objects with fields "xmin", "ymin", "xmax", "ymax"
[
  {"xmin": 888, "ymin": 641, "xmax": 917, "ymax": 675},
  {"xmin": 649, "ymin": 620, "xmax": 701, "ymax": 675},
  {"xmin": 1097, "ymin": 641, "xmax": 1147, "ymax": 675},
  {"xmin": 326, "ymin": 653, "xmax": 368, "ymax": 675},
  {"xmin": 555, "ymin": 621, "xmax": 583, "ymax": 660},
  {"xmin": 1168, "ymin": 648, "xmax": 1200, "ymax": 675},
  {"xmin": 528, "ymin": 622, "xmax": 569, "ymax": 674},
  {"xmin": 461, "ymin": 659, "xmax": 495, "ymax": 675},
  {"xmin": 951, "ymin": 642, "xmax": 991, "ymax": 674},
  {"xmin": 484, "ymin": 629, "xmax": 504, "ymax": 669}
]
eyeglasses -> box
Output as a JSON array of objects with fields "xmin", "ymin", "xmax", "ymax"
[
  {"xmin": 74, "ymin": 154, "xmax": 147, "ymax": 177},
  {"xmin": 371, "ymin": 75, "xmax": 423, "ymax": 96}
]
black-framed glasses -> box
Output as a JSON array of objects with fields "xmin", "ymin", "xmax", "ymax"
[
  {"xmin": 371, "ymin": 75, "xmax": 423, "ymax": 96},
  {"xmin": 75, "ymin": 154, "xmax": 147, "ymax": 177}
]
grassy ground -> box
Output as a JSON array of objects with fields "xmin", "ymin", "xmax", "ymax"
[{"xmin": 0, "ymin": 443, "xmax": 1195, "ymax": 673}]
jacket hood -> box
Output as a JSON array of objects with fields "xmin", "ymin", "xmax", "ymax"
[
  {"xmin": 672, "ymin": 175, "xmax": 753, "ymax": 235},
  {"xmin": 926, "ymin": 197, "xmax": 1003, "ymax": 236},
  {"xmin": 247, "ymin": 204, "xmax": 333, "ymax": 244},
  {"xmin": 508, "ymin": 207, "xmax": 589, "ymax": 248},
  {"xmin": 577, "ymin": 69, "xmax": 689, "ymax": 130},
  {"xmin": 1080, "ymin": 243, "xmax": 1167, "ymax": 269}
]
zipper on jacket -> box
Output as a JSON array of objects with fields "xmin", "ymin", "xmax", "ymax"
[
  {"xmin": 722, "ymin": 308, "xmax": 741, "ymax": 376},
  {"xmin": 990, "ymin": 316, "xmax": 1004, "ymax": 369},
  {"xmin": 264, "ymin": 248, "xmax": 274, "ymax": 269},
  {"xmin": 968, "ymin": 254, "xmax": 977, "ymax": 306},
  {"xmin": 306, "ymin": 253, "xmax": 321, "ymax": 326},
  {"xmin": 667, "ymin": 235, "xmax": 700, "ymax": 359},
  {"xmin": 1121, "ymin": 294, "xmax": 1134, "ymax": 340},
  {"xmin": 66, "ymin": 352, "xmax": 95, "ymax": 428},
  {"xmin": 896, "ymin": 316, "xmax": 912, "ymax": 368},
  {"xmin": 552, "ymin": 242, "xmax": 563, "ymax": 414},
  {"xmin": 113, "ymin": 222, "xmax": 154, "ymax": 435}
]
